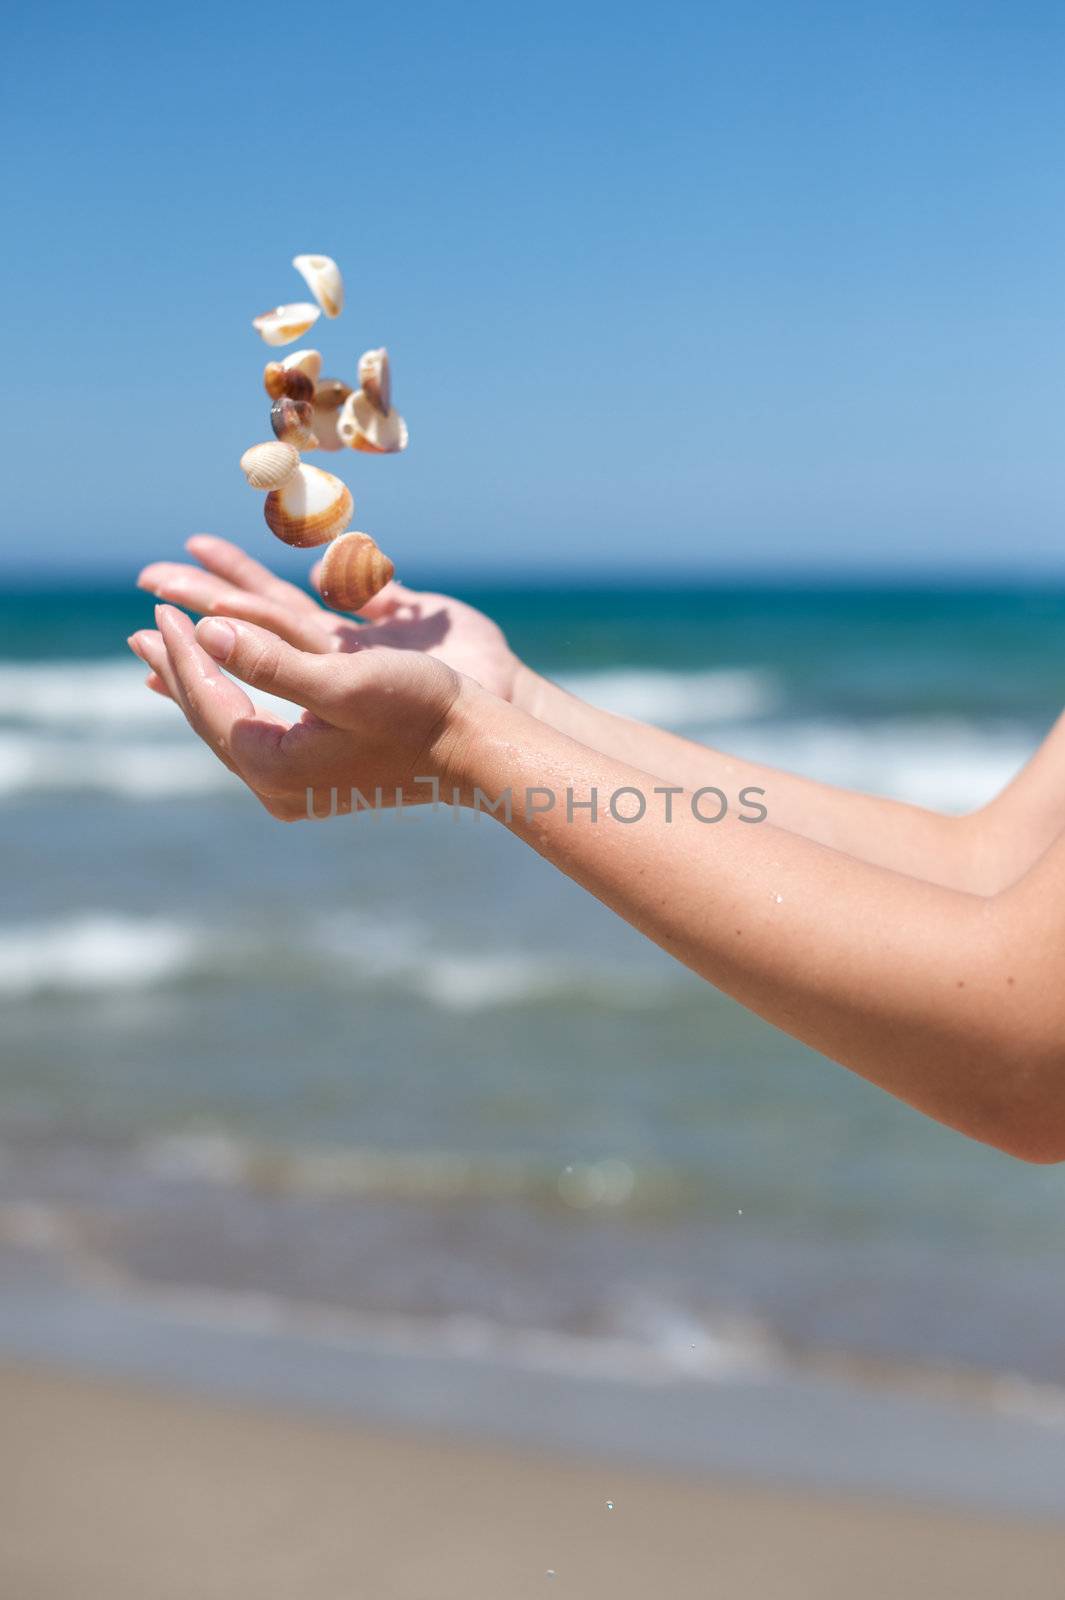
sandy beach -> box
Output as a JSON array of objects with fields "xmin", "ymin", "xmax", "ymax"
[{"xmin": 2, "ymin": 1363, "xmax": 1065, "ymax": 1600}]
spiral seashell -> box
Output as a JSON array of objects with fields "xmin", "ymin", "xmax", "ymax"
[
  {"xmin": 357, "ymin": 348, "xmax": 391, "ymax": 416},
  {"xmin": 337, "ymin": 390, "xmax": 409, "ymax": 454},
  {"xmin": 292, "ymin": 254, "xmax": 344, "ymax": 319},
  {"xmin": 240, "ymin": 442, "xmax": 300, "ymax": 491},
  {"xmin": 252, "ymin": 302, "xmax": 321, "ymax": 346},
  {"xmin": 318, "ymin": 532, "xmax": 395, "ymax": 614},
  {"xmin": 270, "ymin": 397, "xmax": 319, "ymax": 450},
  {"xmin": 263, "ymin": 465, "xmax": 354, "ymax": 548}
]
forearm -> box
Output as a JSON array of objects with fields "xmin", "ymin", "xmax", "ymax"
[
  {"xmin": 516, "ymin": 664, "xmax": 986, "ymax": 890},
  {"xmin": 447, "ymin": 688, "xmax": 1043, "ymax": 1156}
]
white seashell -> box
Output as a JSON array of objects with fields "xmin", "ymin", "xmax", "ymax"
[
  {"xmin": 319, "ymin": 532, "xmax": 395, "ymax": 614},
  {"xmin": 280, "ymin": 348, "xmax": 322, "ymax": 384},
  {"xmin": 240, "ymin": 441, "xmax": 300, "ymax": 491},
  {"xmin": 252, "ymin": 302, "xmax": 321, "ymax": 346},
  {"xmin": 263, "ymin": 464, "xmax": 353, "ymax": 547},
  {"xmin": 357, "ymin": 348, "xmax": 391, "ymax": 415},
  {"xmin": 337, "ymin": 389, "xmax": 409, "ymax": 454},
  {"xmin": 292, "ymin": 255, "xmax": 344, "ymax": 320}
]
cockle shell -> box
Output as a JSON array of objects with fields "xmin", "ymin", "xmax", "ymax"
[
  {"xmin": 314, "ymin": 377, "xmax": 352, "ymax": 410},
  {"xmin": 292, "ymin": 254, "xmax": 344, "ymax": 319},
  {"xmin": 270, "ymin": 397, "xmax": 319, "ymax": 450},
  {"xmin": 337, "ymin": 389, "xmax": 409, "ymax": 454},
  {"xmin": 357, "ymin": 347, "xmax": 391, "ymax": 415},
  {"xmin": 252, "ymin": 302, "xmax": 321, "ymax": 346},
  {"xmin": 281, "ymin": 348, "xmax": 322, "ymax": 383},
  {"xmin": 240, "ymin": 441, "xmax": 300, "ymax": 490},
  {"xmin": 318, "ymin": 532, "xmax": 395, "ymax": 614},
  {"xmin": 305, "ymin": 379, "xmax": 352, "ymax": 452},
  {"xmin": 263, "ymin": 465, "xmax": 354, "ymax": 548}
]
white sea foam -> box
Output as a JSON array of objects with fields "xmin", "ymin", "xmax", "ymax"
[
  {"xmin": 0, "ymin": 914, "xmax": 203, "ymax": 999},
  {"xmin": 561, "ymin": 665, "xmax": 779, "ymax": 726}
]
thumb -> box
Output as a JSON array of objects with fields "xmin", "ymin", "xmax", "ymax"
[{"xmin": 196, "ymin": 616, "xmax": 341, "ymax": 721}]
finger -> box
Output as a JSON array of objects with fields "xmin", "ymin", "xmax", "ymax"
[
  {"xmin": 154, "ymin": 606, "xmax": 289, "ymax": 786},
  {"xmin": 129, "ymin": 629, "xmax": 182, "ymax": 704},
  {"xmin": 193, "ymin": 613, "xmax": 347, "ymax": 725},
  {"xmin": 186, "ymin": 535, "xmax": 322, "ymax": 615},
  {"xmin": 145, "ymin": 670, "xmax": 172, "ymax": 700},
  {"xmin": 140, "ymin": 563, "xmax": 332, "ymax": 652}
]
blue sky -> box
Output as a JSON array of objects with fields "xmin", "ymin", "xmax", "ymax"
[{"xmin": 4, "ymin": 0, "xmax": 1065, "ymax": 579}]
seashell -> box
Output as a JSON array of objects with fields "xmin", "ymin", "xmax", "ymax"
[
  {"xmin": 357, "ymin": 348, "xmax": 392, "ymax": 416},
  {"xmin": 314, "ymin": 377, "xmax": 353, "ymax": 410},
  {"xmin": 270, "ymin": 397, "xmax": 319, "ymax": 450},
  {"xmin": 240, "ymin": 441, "xmax": 300, "ymax": 491},
  {"xmin": 252, "ymin": 302, "xmax": 321, "ymax": 346},
  {"xmin": 263, "ymin": 465, "xmax": 353, "ymax": 548},
  {"xmin": 337, "ymin": 389, "xmax": 409, "ymax": 454},
  {"xmin": 280, "ymin": 348, "xmax": 322, "ymax": 384},
  {"xmin": 309, "ymin": 402, "xmax": 343, "ymax": 451},
  {"xmin": 263, "ymin": 362, "xmax": 288, "ymax": 400},
  {"xmin": 319, "ymin": 531, "xmax": 395, "ymax": 614},
  {"xmin": 292, "ymin": 254, "xmax": 344, "ymax": 319}
]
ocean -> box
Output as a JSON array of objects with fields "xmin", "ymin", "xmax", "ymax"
[{"xmin": 3, "ymin": 577, "xmax": 1065, "ymax": 1500}]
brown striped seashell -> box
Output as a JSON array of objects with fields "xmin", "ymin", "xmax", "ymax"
[
  {"xmin": 264, "ymin": 358, "xmax": 318, "ymax": 403},
  {"xmin": 292, "ymin": 254, "xmax": 344, "ymax": 319},
  {"xmin": 318, "ymin": 532, "xmax": 395, "ymax": 614},
  {"xmin": 337, "ymin": 389, "xmax": 409, "ymax": 454},
  {"xmin": 357, "ymin": 348, "xmax": 392, "ymax": 416},
  {"xmin": 263, "ymin": 362, "xmax": 288, "ymax": 400},
  {"xmin": 240, "ymin": 441, "xmax": 300, "ymax": 491},
  {"xmin": 270, "ymin": 397, "xmax": 319, "ymax": 450},
  {"xmin": 252, "ymin": 302, "xmax": 321, "ymax": 346},
  {"xmin": 263, "ymin": 465, "xmax": 353, "ymax": 548}
]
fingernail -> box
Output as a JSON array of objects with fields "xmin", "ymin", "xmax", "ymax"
[
  {"xmin": 127, "ymin": 633, "xmax": 145, "ymax": 660},
  {"xmin": 197, "ymin": 619, "xmax": 236, "ymax": 661}
]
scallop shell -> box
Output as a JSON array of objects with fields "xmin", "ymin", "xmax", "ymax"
[
  {"xmin": 270, "ymin": 397, "xmax": 319, "ymax": 450},
  {"xmin": 337, "ymin": 390, "xmax": 409, "ymax": 454},
  {"xmin": 292, "ymin": 254, "xmax": 344, "ymax": 319},
  {"xmin": 252, "ymin": 302, "xmax": 321, "ymax": 346},
  {"xmin": 319, "ymin": 532, "xmax": 395, "ymax": 614},
  {"xmin": 240, "ymin": 441, "xmax": 300, "ymax": 491},
  {"xmin": 357, "ymin": 348, "xmax": 392, "ymax": 416},
  {"xmin": 263, "ymin": 465, "xmax": 353, "ymax": 548}
]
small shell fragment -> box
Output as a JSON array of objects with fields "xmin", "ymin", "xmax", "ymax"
[
  {"xmin": 337, "ymin": 389, "xmax": 408, "ymax": 454},
  {"xmin": 263, "ymin": 464, "xmax": 353, "ymax": 548},
  {"xmin": 240, "ymin": 441, "xmax": 300, "ymax": 491},
  {"xmin": 270, "ymin": 397, "xmax": 319, "ymax": 450},
  {"xmin": 292, "ymin": 254, "xmax": 344, "ymax": 319},
  {"xmin": 252, "ymin": 302, "xmax": 321, "ymax": 346},
  {"xmin": 357, "ymin": 348, "xmax": 391, "ymax": 415},
  {"xmin": 319, "ymin": 531, "xmax": 395, "ymax": 614}
]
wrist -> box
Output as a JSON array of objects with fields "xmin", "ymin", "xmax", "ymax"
[{"xmin": 430, "ymin": 677, "xmax": 515, "ymax": 810}]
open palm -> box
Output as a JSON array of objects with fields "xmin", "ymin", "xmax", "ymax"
[{"xmin": 138, "ymin": 535, "xmax": 521, "ymax": 702}]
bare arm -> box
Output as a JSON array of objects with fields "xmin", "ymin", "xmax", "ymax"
[{"xmin": 516, "ymin": 665, "xmax": 1065, "ymax": 895}]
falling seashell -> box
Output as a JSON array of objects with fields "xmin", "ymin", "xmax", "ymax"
[
  {"xmin": 280, "ymin": 348, "xmax": 322, "ymax": 384},
  {"xmin": 263, "ymin": 464, "xmax": 353, "ymax": 548},
  {"xmin": 252, "ymin": 302, "xmax": 321, "ymax": 346},
  {"xmin": 337, "ymin": 389, "xmax": 409, "ymax": 454},
  {"xmin": 309, "ymin": 402, "xmax": 343, "ymax": 451},
  {"xmin": 357, "ymin": 348, "xmax": 392, "ymax": 416},
  {"xmin": 314, "ymin": 377, "xmax": 352, "ymax": 410},
  {"xmin": 240, "ymin": 441, "xmax": 300, "ymax": 491},
  {"xmin": 292, "ymin": 254, "xmax": 344, "ymax": 319},
  {"xmin": 270, "ymin": 397, "xmax": 319, "ymax": 450},
  {"xmin": 263, "ymin": 362, "xmax": 288, "ymax": 400},
  {"xmin": 319, "ymin": 531, "xmax": 395, "ymax": 614}
]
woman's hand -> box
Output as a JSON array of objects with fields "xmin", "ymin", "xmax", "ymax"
[
  {"xmin": 128, "ymin": 604, "xmax": 473, "ymax": 821},
  {"xmin": 137, "ymin": 535, "xmax": 524, "ymax": 703}
]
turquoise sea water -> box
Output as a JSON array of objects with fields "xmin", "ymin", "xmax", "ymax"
[{"xmin": 2, "ymin": 578, "xmax": 1065, "ymax": 1416}]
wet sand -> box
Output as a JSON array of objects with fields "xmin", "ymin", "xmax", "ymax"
[{"xmin": 2, "ymin": 1363, "xmax": 1065, "ymax": 1599}]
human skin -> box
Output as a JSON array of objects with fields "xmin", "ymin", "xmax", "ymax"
[
  {"xmin": 139, "ymin": 538, "xmax": 1065, "ymax": 891},
  {"xmin": 129, "ymin": 587, "xmax": 1065, "ymax": 1164}
]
